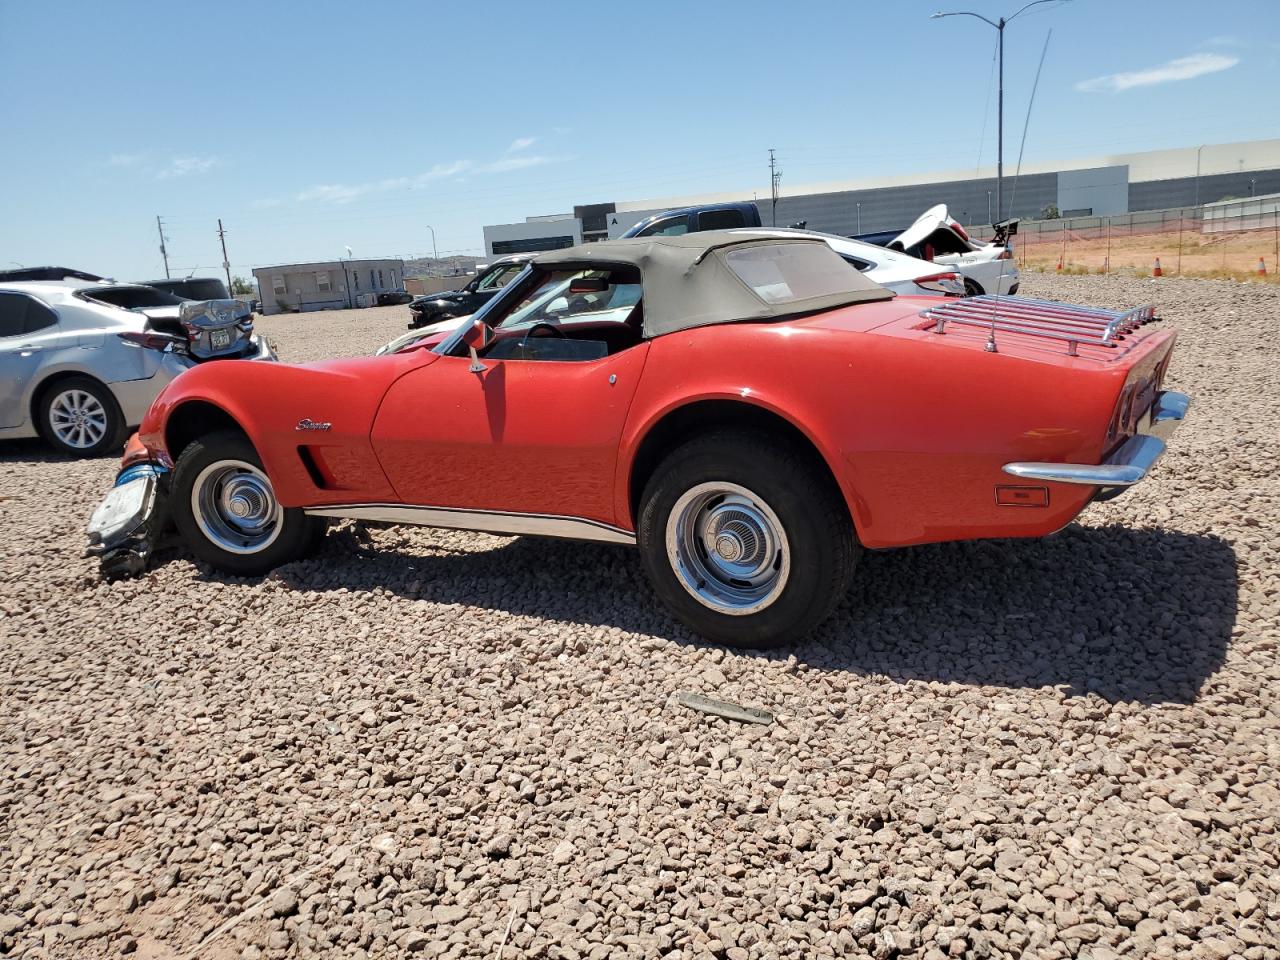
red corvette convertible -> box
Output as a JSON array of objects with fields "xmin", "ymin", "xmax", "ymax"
[{"xmin": 87, "ymin": 232, "xmax": 1188, "ymax": 647}]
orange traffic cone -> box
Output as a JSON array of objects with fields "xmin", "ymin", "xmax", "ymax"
[
  {"xmin": 1259, "ymin": 257, "xmax": 1268, "ymax": 276},
  {"xmin": 1056, "ymin": 254, "xmax": 1064, "ymax": 271},
  {"xmin": 1152, "ymin": 257, "xmax": 1163, "ymax": 277}
]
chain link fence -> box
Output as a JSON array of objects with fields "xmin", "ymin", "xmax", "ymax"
[{"xmin": 969, "ymin": 197, "xmax": 1280, "ymax": 281}]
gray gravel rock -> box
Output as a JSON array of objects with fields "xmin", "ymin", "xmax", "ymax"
[{"xmin": 2, "ymin": 279, "xmax": 1279, "ymax": 958}]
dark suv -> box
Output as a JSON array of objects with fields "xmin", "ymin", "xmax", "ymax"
[
  {"xmin": 141, "ymin": 277, "xmax": 231, "ymax": 301},
  {"xmin": 407, "ymin": 255, "xmax": 534, "ymax": 330}
]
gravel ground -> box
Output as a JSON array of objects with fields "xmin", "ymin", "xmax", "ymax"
[{"xmin": 1, "ymin": 276, "xmax": 1277, "ymax": 960}]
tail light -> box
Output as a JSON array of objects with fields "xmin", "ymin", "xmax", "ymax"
[
  {"xmin": 118, "ymin": 331, "xmax": 182, "ymax": 352},
  {"xmin": 996, "ymin": 247, "xmax": 1013, "ymax": 260},
  {"xmin": 914, "ymin": 272, "xmax": 965, "ymax": 296}
]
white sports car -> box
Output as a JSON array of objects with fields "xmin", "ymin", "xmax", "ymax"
[
  {"xmin": 0, "ymin": 277, "xmax": 274, "ymax": 457},
  {"xmin": 887, "ymin": 204, "xmax": 1020, "ymax": 297}
]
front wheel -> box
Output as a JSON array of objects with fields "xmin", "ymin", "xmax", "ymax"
[
  {"xmin": 170, "ymin": 430, "xmax": 323, "ymax": 576},
  {"xmin": 638, "ymin": 430, "xmax": 858, "ymax": 649}
]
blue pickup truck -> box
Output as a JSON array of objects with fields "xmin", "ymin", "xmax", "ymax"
[{"xmin": 620, "ymin": 201, "xmax": 763, "ymax": 238}]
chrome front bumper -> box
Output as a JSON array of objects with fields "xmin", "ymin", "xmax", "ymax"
[{"xmin": 1003, "ymin": 391, "xmax": 1190, "ymax": 488}]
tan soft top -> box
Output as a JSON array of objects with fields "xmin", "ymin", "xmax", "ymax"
[{"xmin": 533, "ymin": 230, "xmax": 893, "ymax": 338}]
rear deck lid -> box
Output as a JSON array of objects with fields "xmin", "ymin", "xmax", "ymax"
[{"xmin": 917, "ymin": 295, "xmax": 1162, "ymax": 361}]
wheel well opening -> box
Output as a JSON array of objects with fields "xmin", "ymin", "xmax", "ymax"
[
  {"xmin": 628, "ymin": 400, "xmax": 850, "ymax": 528},
  {"xmin": 165, "ymin": 401, "xmax": 246, "ymax": 462}
]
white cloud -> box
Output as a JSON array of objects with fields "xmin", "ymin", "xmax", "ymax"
[
  {"xmin": 296, "ymin": 160, "xmax": 472, "ymax": 204},
  {"xmin": 158, "ymin": 155, "xmax": 219, "ymax": 179},
  {"xmin": 482, "ymin": 155, "xmax": 555, "ymax": 174},
  {"xmin": 1076, "ymin": 53, "xmax": 1239, "ymax": 93},
  {"xmin": 108, "ymin": 152, "xmax": 144, "ymax": 167},
  {"xmin": 507, "ymin": 136, "xmax": 537, "ymax": 153}
]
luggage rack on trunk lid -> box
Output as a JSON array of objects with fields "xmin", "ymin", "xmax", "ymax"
[{"xmin": 920, "ymin": 295, "xmax": 1159, "ymax": 357}]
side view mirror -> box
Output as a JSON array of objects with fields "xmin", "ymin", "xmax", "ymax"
[{"xmin": 461, "ymin": 319, "xmax": 494, "ymax": 373}]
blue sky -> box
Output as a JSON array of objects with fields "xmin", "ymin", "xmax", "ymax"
[{"xmin": 1, "ymin": 0, "xmax": 1276, "ymax": 280}]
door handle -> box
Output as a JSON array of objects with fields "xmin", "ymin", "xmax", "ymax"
[{"xmin": 18, "ymin": 345, "xmax": 42, "ymax": 356}]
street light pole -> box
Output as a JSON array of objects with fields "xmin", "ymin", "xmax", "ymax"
[
  {"xmin": 931, "ymin": 1, "xmax": 1066, "ymax": 223},
  {"xmin": 1195, "ymin": 144, "xmax": 1206, "ymax": 206},
  {"xmin": 425, "ymin": 225, "xmax": 438, "ymax": 265}
]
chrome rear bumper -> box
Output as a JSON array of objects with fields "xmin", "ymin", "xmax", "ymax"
[{"xmin": 1003, "ymin": 390, "xmax": 1190, "ymax": 488}]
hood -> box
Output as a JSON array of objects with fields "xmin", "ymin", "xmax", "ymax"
[
  {"xmin": 376, "ymin": 315, "xmax": 467, "ymax": 355},
  {"xmin": 413, "ymin": 288, "xmax": 468, "ymax": 305},
  {"xmin": 890, "ymin": 204, "xmax": 975, "ymax": 256}
]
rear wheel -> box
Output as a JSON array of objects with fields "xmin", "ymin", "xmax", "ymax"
[
  {"xmin": 39, "ymin": 376, "xmax": 126, "ymax": 457},
  {"xmin": 638, "ymin": 429, "xmax": 858, "ymax": 648},
  {"xmin": 171, "ymin": 430, "xmax": 323, "ymax": 576},
  {"xmin": 963, "ymin": 278, "xmax": 983, "ymax": 297}
]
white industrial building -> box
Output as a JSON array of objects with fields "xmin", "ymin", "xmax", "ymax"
[
  {"xmin": 252, "ymin": 258, "xmax": 405, "ymax": 315},
  {"xmin": 479, "ymin": 138, "xmax": 1280, "ymax": 256}
]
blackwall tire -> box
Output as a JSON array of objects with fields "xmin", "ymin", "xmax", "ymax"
[
  {"xmin": 638, "ymin": 429, "xmax": 858, "ymax": 649},
  {"xmin": 171, "ymin": 430, "xmax": 323, "ymax": 576},
  {"xmin": 38, "ymin": 376, "xmax": 126, "ymax": 458}
]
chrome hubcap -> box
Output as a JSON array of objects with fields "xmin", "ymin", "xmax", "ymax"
[
  {"xmin": 191, "ymin": 460, "xmax": 282, "ymax": 555},
  {"xmin": 666, "ymin": 482, "xmax": 790, "ymax": 615},
  {"xmin": 50, "ymin": 389, "xmax": 107, "ymax": 449}
]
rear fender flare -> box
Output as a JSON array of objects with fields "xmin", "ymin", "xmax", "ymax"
[{"xmin": 615, "ymin": 392, "xmax": 867, "ymax": 540}]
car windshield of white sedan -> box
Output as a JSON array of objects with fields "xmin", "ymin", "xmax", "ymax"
[
  {"xmin": 723, "ymin": 242, "xmax": 867, "ymax": 305},
  {"xmin": 495, "ymin": 270, "xmax": 641, "ymax": 330}
]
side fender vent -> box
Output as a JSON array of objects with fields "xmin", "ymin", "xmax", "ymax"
[{"xmin": 296, "ymin": 446, "xmax": 329, "ymax": 489}]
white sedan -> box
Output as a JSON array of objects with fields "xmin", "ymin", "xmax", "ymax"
[
  {"xmin": 0, "ymin": 279, "xmax": 273, "ymax": 457},
  {"xmin": 727, "ymin": 227, "xmax": 968, "ymax": 296}
]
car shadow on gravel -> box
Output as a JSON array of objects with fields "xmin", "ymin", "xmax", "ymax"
[
  {"xmin": 247, "ymin": 523, "xmax": 1236, "ymax": 706},
  {"xmin": 807, "ymin": 525, "xmax": 1238, "ymax": 705}
]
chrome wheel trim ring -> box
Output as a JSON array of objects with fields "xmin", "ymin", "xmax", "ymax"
[
  {"xmin": 665, "ymin": 481, "xmax": 790, "ymax": 616},
  {"xmin": 191, "ymin": 459, "xmax": 283, "ymax": 555},
  {"xmin": 49, "ymin": 389, "xmax": 108, "ymax": 449}
]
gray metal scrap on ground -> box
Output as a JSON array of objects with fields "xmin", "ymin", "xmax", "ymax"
[{"xmin": 676, "ymin": 692, "xmax": 774, "ymax": 725}]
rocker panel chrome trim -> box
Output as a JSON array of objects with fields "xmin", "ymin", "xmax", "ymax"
[{"xmin": 302, "ymin": 503, "xmax": 637, "ymax": 545}]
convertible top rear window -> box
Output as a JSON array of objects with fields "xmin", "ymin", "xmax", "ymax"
[{"xmin": 724, "ymin": 242, "xmax": 864, "ymax": 305}]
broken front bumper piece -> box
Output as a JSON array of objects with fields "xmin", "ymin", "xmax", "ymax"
[{"xmin": 85, "ymin": 463, "xmax": 170, "ymax": 578}]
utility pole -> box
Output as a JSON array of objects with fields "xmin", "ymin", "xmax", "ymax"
[
  {"xmin": 769, "ymin": 149, "xmax": 781, "ymax": 227},
  {"xmin": 155, "ymin": 216, "xmax": 171, "ymax": 279},
  {"xmin": 931, "ymin": 1, "xmax": 1067, "ymax": 222},
  {"xmin": 217, "ymin": 219, "xmax": 232, "ymax": 294}
]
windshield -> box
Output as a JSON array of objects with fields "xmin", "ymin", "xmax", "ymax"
[{"xmin": 495, "ymin": 269, "xmax": 641, "ymax": 330}]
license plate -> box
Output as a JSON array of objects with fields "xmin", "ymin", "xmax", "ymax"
[{"xmin": 211, "ymin": 328, "xmax": 232, "ymax": 350}]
